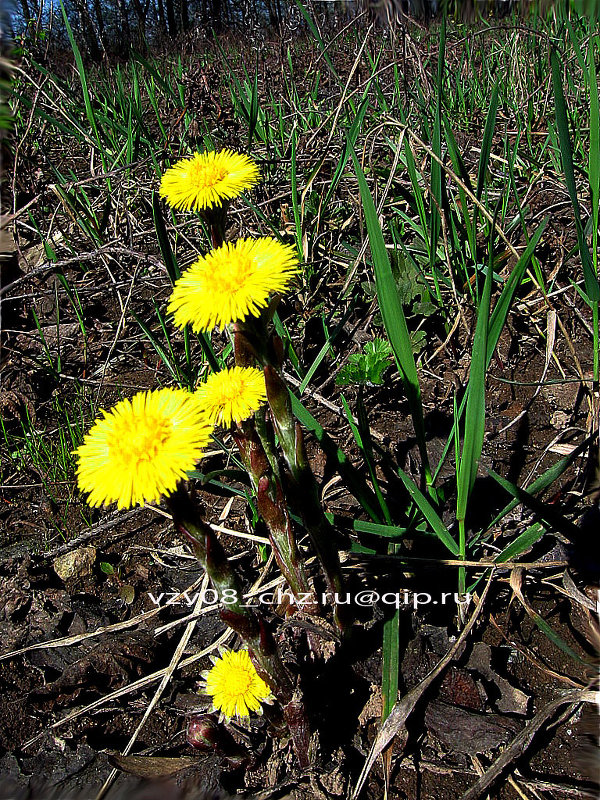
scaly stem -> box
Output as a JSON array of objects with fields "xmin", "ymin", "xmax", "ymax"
[
  {"xmin": 167, "ymin": 484, "xmax": 291, "ymax": 694},
  {"xmin": 202, "ymin": 201, "xmax": 229, "ymax": 249},
  {"xmin": 166, "ymin": 484, "xmax": 313, "ymax": 766},
  {"xmin": 265, "ymin": 365, "xmax": 352, "ymax": 631},
  {"xmin": 233, "ymin": 420, "xmax": 317, "ymax": 612}
]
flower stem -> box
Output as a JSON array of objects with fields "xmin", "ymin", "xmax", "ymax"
[
  {"xmin": 167, "ymin": 485, "xmax": 289, "ymax": 691},
  {"xmin": 233, "ymin": 420, "xmax": 317, "ymax": 612},
  {"xmin": 166, "ymin": 483, "xmax": 312, "ymax": 766},
  {"xmin": 202, "ymin": 201, "xmax": 228, "ymax": 249},
  {"xmin": 264, "ymin": 365, "xmax": 352, "ymax": 631}
]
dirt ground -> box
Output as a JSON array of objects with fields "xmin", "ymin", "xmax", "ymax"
[{"xmin": 1, "ymin": 20, "xmax": 599, "ymax": 800}]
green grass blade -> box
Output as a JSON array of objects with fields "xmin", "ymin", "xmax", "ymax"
[
  {"xmin": 487, "ymin": 433, "xmax": 591, "ymax": 534},
  {"xmin": 289, "ymin": 392, "xmax": 383, "ymax": 523},
  {"xmin": 589, "ymin": 36, "xmax": 599, "ymax": 275},
  {"xmin": 299, "ymin": 305, "xmax": 353, "ymax": 394},
  {"xmin": 456, "ymin": 243, "xmax": 493, "ymax": 522},
  {"xmin": 487, "ymin": 218, "xmax": 548, "ymax": 356},
  {"xmin": 382, "ymin": 592, "xmax": 400, "ymax": 724},
  {"xmin": 395, "ymin": 468, "xmax": 458, "ymax": 555},
  {"xmin": 524, "ymin": 608, "xmax": 587, "ymax": 664},
  {"xmin": 341, "ymin": 392, "xmax": 392, "ymax": 525},
  {"xmin": 348, "ymin": 520, "xmax": 407, "ymax": 538},
  {"xmin": 476, "ymin": 80, "xmax": 500, "ymax": 202},
  {"xmin": 455, "ymin": 214, "xmax": 495, "ymax": 593},
  {"xmin": 444, "ymin": 115, "xmax": 476, "ymax": 267},
  {"xmin": 273, "ymin": 313, "xmax": 304, "ymax": 379},
  {"xmin": 248, "ymin": 64, "xmax": 260, "ymax": 150},
  {"xmin": 432, "ymin": 218, "xmax": 548, "ymax": 485},
  {"xmin": 132, "ymin": 313, "xmax": 177, "ymax": 383},
  {"xmin": 58, "ymin": 1, "xmax": 106, "ymax": 176},
  {"xmin": 291, "ymin": 0, "xmax": 339, "ymax": 81},
  {"xmin": 351, "ymin": 146, "xmax": 431, "ymax": 485},
  {"xmin": 494, "ymin": 521, "xmax": 548, "ymax": 564},
  {"xmin": 323, "ymin": 96, "xmax": 370, "ymax": 208},
  {"xmin": 133, "ymin": 53, "xmax": 179, "ymax": 102},
  {"xmin": 487, "ymin": 468, "xmax": 582, "ymax": 542},
  {"xmin": 588, "ymin": 35, "xmax": 599, "ymax": 381},
  {"xmin": 290, "ymin": 128, "xmax": 303, "ymax": 258},
  {"xmin": 550, "ymin": 48, "xmax": 599, "ymax": 302},
  {"xmin": 429, "ymin": 13, "xmax": 445, "ymax": 302},
  {"xmin": 152, "ymin": 192, "xmax": 180, "ymax": 284}
]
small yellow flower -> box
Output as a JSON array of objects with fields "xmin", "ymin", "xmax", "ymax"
[
  {"xmin": 201, "ymin": 648, "xmax": 273, "ymax": 720},
  {"xmin": 168, "ymin": 237, "xmax": 298, "ymax": 331},
  {"xmin": 75, "ymin": 388, "xmax": 212, "ymax": 509},
  {"xmin": 159, "ymin": 150, "xmax": 260, "ymax": 212},
  {"xmin": 196, "ymin": 367, "xmax": 266, "ymax": 426}
]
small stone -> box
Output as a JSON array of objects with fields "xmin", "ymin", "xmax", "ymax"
[
  {"xmin": 119, "ymin": 585, "xmax": 135, "ymax": 605},
  {"xmin": 551, "ymin": 410, "xmax": 569, "ymax": 429},
  {"xmin": 53, "ymin": 547, "xmax": 97, "ymax": 582}
]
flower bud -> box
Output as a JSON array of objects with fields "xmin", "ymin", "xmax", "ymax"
[{"xmin": 186, "ymin": 714, "xmax": 221, "ymax": 751}]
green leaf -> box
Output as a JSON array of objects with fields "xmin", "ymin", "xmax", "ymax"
[
  {"xmin": 487, "ymin": 433, "xmax": 591, "ymax": 534},
  {"xmin": 351, "ymin": 147, "xmax": 431, "ymax": 484},
  {"xmin": 456, "ymin": 255, "xmax": 494, "ymax": 524},
  {"xmin": 476, "ymin": 80, "xmax": 500, "ymax": 202},
  {"xmin": 152, "ymin": 192, "xmax": 180, "ymax": 284},
  {"xmin": 336, "ymin": 339, "xmax": 392, "ymax": 387},
  {"xmin": 487, "ymin": 218, "xmax": 548, "ymax": 359},
  {"xmin": 290, "ymin": 392, "xmax": 383, "ymax": 523},
  {"xmin": 550, "ymin": 48, "xmax": 599, "ymax": 302},
  {"xmin": 290, "ymin": 0, "xmax": 339, "ymax": 82},
  {"xmin": 494, "ymin": 522, "xmax": 548, "ymax": 564},
  {"xmin": 487, "ymin": 468, "xmax": 582, "ymax": 541},
  {"xmin": 324, "ymin": 95, "xmax": 370, "ymax": 208},
  {"xmin": 395, "ymin": 468, "xmax": 458, "ymax": 555},
  {"xmin": 382, "ymin": 596, "xmax": 400, "ymax": 721},
  {"xmin": 428, "ymin": 12, "xmax": 445, "ymax": 303}
]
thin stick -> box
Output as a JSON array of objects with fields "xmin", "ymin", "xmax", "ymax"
[
  {"xmin": 459, "ymin": 692, "xmax": 599, "ymax": 800},
  {"xmin": 94, "ymin": 577, "xmax": 210, "ymax": 800},
  {"xmin": 352, "ymin": 572, "xmax": 494, "ymax": 798}
]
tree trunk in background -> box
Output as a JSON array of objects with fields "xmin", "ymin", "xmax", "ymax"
[
  {"xmin": 211, "ymin": 0, "xmax": 223, "ymax": 30},
  {"xmin": 92, "ymin": 0, "xmax": 109, "ymax": 51},
  {"xmin": 180, "ymin": 0, "xmax": 189, "ymax": 31},
  {"xmin": 116, "ymin": 0, "xmax": 131, "ymax": 49},
  {"xmin": 165, "ymin": 0, "xmax": 177, "ymax": 37},
  {"xmin": 130, "ymin": 0, "xmax": 150, "ymax": 46},
  {"xmin": 264, "ymin": 0, "xmax": 281, "ymax": 28},
  {"xmin": 72, "ymin": 0, "xmax": 103, "ymax": 60},
  {"xmin": 274, "ymin": 0, "xmax": 283, "ymax": 29},
  {"xmin": 19, "ymin": 0, "xmax": 31, "ymax": 24},
  {"xmin": 155, "ymin": 0, "xmax": 168, "ymax": 37}
]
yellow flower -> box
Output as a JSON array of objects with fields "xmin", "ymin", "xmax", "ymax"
[
  {"xmin": 201, "ymin": 648, "xmax": 273, "ymax": 720},
  {"xmin": 168, "ymin": 237, "xmax": 298, "ymax": 331},
  {"xmin": 196, "ymin": 367, "xmax": 266, "ymax": 426},
  {"xmin": 75, "ymin": 388, "xmax": 212, "ymax": 509},
  {"xmin": 159, "ymin": 150, "xmax": 260, "ymax": 212}
]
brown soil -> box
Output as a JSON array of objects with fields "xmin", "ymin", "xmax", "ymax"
[{"xmin": 1, "ymin": 19, "xmax": 599, "ymax": 800}]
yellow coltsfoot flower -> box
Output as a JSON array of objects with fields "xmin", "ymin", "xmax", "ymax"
[
  {"xmin": 196, "ymin": 366, "xmax": 266, "ymax": 427},
  {"xmin": 159, "ymin": 149, "xmax": 260, "ymax": 212},
  {"xmin": 168, "ymin": 237, "xmax": 298, "ymax": 331},
  {"xmin": 75, "ymin": 388, "xmax": 212, "ymax": 509},
  {"xmin": 201, "ymin": 648, "xmax": 273, "ymax": 721}
]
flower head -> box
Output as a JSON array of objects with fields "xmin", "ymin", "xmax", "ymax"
[
  {"xmin": 196, "ymin": 367, "xmax": 266, "ymax": 427},
  {"xmin": 201, "ymin": 648, "xmax": 273, "ymax": 720},
  {"xmin": 168, "ymin": 237, "xmax": 298, "ymax": 331},
  {"xmin": 75, "ymin": 388, "xmax": 212, "ymax": 509},
  {"xmin": 159, "ymin": 150, "xmax": 260, "ymax": 212}
]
